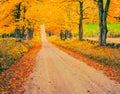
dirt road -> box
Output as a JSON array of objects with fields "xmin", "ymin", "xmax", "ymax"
[{"xmin": 24, "ymin": 25, "xmax": 120, "ymax": 94}]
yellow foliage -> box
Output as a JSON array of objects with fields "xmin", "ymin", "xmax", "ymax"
[
  {"xmin": 8, "ymin": 45, "xmax": 28, "ymax": 60},
  {"xmin": 0, "ymin": 0, "xmax": 120, "ymax": 34}
]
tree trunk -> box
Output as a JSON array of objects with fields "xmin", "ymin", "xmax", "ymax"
[
  {"xmin": 102, "ymin": 15, "xmax": 108, "ymax": 45},
  {"xmin": 79, "ymin": 1, "xmax": 83, "ymax": 41},
  {"xmin": 27, "ymin": 28, "xmax": 33, "ymax": 40},
  {"xmin": 98, "ymin": 0, "xmax": 104, "ymax": 45},
  {"xmin": 98, "ymin": 0, "xmax": 110, "ymax": 46},
  {"xmin": 21, "ymin": 26, "xmax": 26, "ymax": 39},
  {"xmin": 15, "ymin": 28, "xmax": 21, "ymax": 38}
]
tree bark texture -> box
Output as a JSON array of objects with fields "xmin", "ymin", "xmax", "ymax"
[
  {"xmin": 98, "ymin": 0, "xmax": 110, "ymax": 46},
  {"xmin": 79, "ymin": 1, "xmax": 83, "ymax": 41}
]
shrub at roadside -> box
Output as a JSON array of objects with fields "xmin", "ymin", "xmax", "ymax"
[{"xmin": 0, "ymin": 38, "xmax": 34, "ymax": 72}]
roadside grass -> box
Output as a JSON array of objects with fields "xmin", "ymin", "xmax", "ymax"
[
  {"xmin": 0, "ymin": 30, "xmax": 41, "ymax": 72},
  {"xmin": 0, "ymin": 38, "xmax": 34, "ymax": 72},
  {"xmin": 83, "ymin": 24, "xmax": 120, "ymax": 37},
  {"xmin": 0, "ymin": 32, "xmax": 41, "ymax": 93},
  {"xmin": 48, "ymin": 36, "xmax": 120, "ymax": 69}
]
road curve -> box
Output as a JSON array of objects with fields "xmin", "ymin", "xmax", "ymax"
[{"xmin": 24, "ymin": 26, "xmax": 120, "ymax": 94}]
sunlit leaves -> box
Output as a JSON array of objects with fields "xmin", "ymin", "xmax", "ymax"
[{"xmin": 0, "ymin": 0, "xmax": 120, "ymax": 35}]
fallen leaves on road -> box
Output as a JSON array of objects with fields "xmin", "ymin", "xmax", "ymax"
[
  {"xmin": 0, "ymin": 42, "xmax": 40, "ymax": 93},
  {"xmin": 56, "ymin": 45, "xmax": 120, "ymax": 82},
  {"xmin": 49, "ymin": 37, "xmax": 120, "ymax": 82}
]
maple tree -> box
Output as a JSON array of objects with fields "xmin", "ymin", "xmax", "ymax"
[
  {"xmin": 94, "ymin": 0, "xmax": 110, "ymax": 46},
  {"xmin": 65, "ymin": 0, "xmax": 93, "ymax": 40},
  {"xmin": 0, "ymin": 0, "xmax": 40, "ymax": 39},
  {"xmin": 0, "ymin": 0, "xmax": 120, "ymax": 44}
]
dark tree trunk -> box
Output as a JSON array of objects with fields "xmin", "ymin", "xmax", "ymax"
[
  {"xmin": 15, "ymin": 28, "xmax": 21, "ymax": 38},
  {"xmin": 27, "ymin": 28, "xmax": 34, "ymax": 40},
  {"xmin": 98, "ymin": 0, "xmax": 110, "ymax": 46},
  {"xmin": 79, "ymin": 1, "xmax": 83, "ymax": 41},
  {"xmin": 102, "ymin": 0, "xmax": 110, "ymax": 45},
  {"xmin": 102, "ymin": 16, "xmax": 108, "ymax": 45},
  {"xmin": 21, "ymin": 26, "xmax": 26, "ymax": 39},
  {"xmin": 98, "ymin": 0, "xmax": 104, "ymax": 45},
  {"xmin": 60, "ymin": 31, "xmax": 64, "ymax": 40}
]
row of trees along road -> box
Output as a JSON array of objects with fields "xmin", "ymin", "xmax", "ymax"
[
  {"xmin": 13, "ymin": 2, "xmax": 34, "ymax": 40},
  {"xmin": 0, "ymin": 1, "xmax": 34, "ymax": 40},
  {"xmin": 0, "ymin": 0, "xmax": 120, "ymax": 46},
  {"xmin": 68, "ymin": 0, "xmax": 111, "ymax": 46}
]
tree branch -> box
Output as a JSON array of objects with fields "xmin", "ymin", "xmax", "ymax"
[
  {"xmin": 83, "ymin": 7, "xmax": 90, "ymax": 12},
  {"xmin": 104, "ymin": 0, "xmax": 110, "ymax": 19}
]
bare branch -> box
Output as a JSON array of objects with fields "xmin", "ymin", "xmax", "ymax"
[{"xmin": 83, "ymin": 7, "xmax": 90, "ymax": 12}]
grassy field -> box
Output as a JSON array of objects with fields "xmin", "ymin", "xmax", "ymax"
[
  {"xmin": 82, "ymin": 24, "xmax": 120, "ymax": 37},
  {"xmin": 48, "ymin": 36, "xmax": 120, "ymax": 70}
]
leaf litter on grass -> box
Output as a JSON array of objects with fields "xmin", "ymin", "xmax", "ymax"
[{"xmin": 0, "ymin": 43, "xmax": 40, "ymax": 93}]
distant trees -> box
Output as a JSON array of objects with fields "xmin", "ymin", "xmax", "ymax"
[
  {"xmin": 64, "ymin": 0, "xmax": 89, "ymax": 41},
  {"xmin": 64, "ymin": 0, "xmax": 84, "ymax": 41},
  {"xmin": 59, "ymin": 30, "xmax": 72, "ymax": 40},
  {"xmin": 61, "ymin": 0, "xmax": 111, "ymax": 45}
]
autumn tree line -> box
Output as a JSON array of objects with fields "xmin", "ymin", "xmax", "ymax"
[
  {"xmin": 0, "ymin": 1, "xmax": 34, "ymax": 40},
  {"xmin": 47, "ymin": 0, "xmax": 119, "ymax": 46},
  {"xmin": 79, "ymin": 0, "xmax": 111, "ymax": 46},
  {"xmin": 0, "ymin": 0, "xmax": 120, "ymax": 45},
  {"xmin": 57, "ymin": 0, "xmax": 112, "ymax": 46}
]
